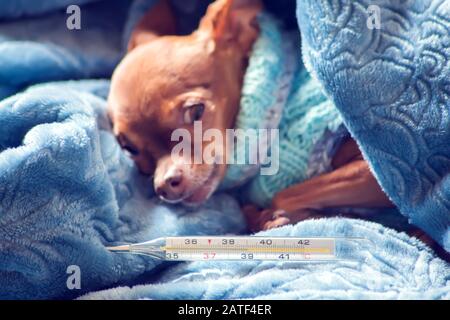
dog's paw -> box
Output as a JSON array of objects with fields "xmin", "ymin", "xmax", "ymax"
[{"xmin": 243, "ymin": 205, "xmax": 323, "ymax": 232}]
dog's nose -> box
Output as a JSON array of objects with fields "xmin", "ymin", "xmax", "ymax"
[{"xmin": 155, "ymin": 168, "xmax": 185, "ymax": 202}]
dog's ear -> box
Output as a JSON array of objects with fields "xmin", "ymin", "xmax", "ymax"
[
  {"xmin": 198, "ymin": 0, "xmax": 261, "ymax": 54},
  {"xmin": 128, "ymin": 0, "xmax": 177, "ymax": 52},
  {"xmin": 202, "ymin": 0, "xmax": 234, "ymax": 42}
]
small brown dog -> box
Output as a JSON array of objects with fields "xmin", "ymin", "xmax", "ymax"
[{"xmin": 108, "ymin": 0, "xmax": 394, "ymax": 232}]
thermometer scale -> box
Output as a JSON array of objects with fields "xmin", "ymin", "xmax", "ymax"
[{"xmin": 107, "ymin": 236, "xmax": 368, "ymax": 261}]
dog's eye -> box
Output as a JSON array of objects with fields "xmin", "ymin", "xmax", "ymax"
[
  {"xmin": 117, "ymin": 133, "xmax": 139, "ymax": 156},
  {"xmin": 123, "ymin": 145, "xmax": 139, "ymax": 156},
  {"xmin": 107, "ymin": 114, "xmax": 113, "ymax": 128},
  {"xmin": 183, "ymin": 102, "xmax": 205, "ymax": 124}
]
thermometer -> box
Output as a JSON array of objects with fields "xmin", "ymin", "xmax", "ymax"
[{"xmin": 107, "ymin": 236, "xmax": 369, "ymax": 261}]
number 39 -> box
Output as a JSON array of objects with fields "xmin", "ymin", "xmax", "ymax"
[{"xmin": 241, "ymin": 253, "xmax": 254, "ymax": 260}]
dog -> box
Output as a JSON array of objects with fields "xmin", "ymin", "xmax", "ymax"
[{"xmin": 107, "ymin": 0, "xmax": 395, "ymax": 232}]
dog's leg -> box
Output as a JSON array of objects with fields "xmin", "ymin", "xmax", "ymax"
[
  {"xmin": 244, "ymin": 155, "xmax": 394, "ymax": 231},
  {"xmin": 272, "ymin": 159, "xmax": 393, "ymax": 212},
  {"xmin": 272, "ymin": 138, "xmax": 393, "ymax": 212}
]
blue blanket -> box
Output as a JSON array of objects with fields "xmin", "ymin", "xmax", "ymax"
[
  {"xmin": 0, "ymin": 0, "xmax": 449, "ymax": 300},
  {"xmin": 297, "ymin": 0, "xmax": 450, "ymax": 251},
  {"xmin": 81, "ymin": 219, "xmax": 450, "ymax": 300},
  {"xmin": 0, "ymin": 80, "xmax": 246, "ymax": 299}
]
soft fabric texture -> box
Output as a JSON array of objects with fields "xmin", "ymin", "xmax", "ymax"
[
  {"xmin": 0, "ymin": 0, "xmax": 448, "ymax": 300},
  {"xmin": 221, "ymin": 15, "xmax": 345, "ymax": 207},
  {"xmin": 81, "ymin": 218, "xmax": 450, "ymax": 300},
  {"xmin": 0, "ymin": 0, "xmax": 247, "ymax": 299},
  {"xmin": 0, "ymin": 0, "xmax": 135, "ymax": 100},
  {"xmin": 0, "ymin": 81, "xmax": 245, "ymax": 299},
  {"xmin": 297, "ymin": 0, "xmax": 450, "ymax": 251}
]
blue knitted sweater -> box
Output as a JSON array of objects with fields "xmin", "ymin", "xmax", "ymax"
[{"xmin": 221, "ymin": 14, "xmax": 346, "ymax": 207}]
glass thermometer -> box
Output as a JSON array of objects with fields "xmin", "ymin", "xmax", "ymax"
[{"xmin": 107, "ymin": 236, "xmax": 369, "ymax": 261}]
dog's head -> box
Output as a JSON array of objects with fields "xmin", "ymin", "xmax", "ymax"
[{"xmin": 108, "ymin": 0, "xmax": 261, "ymax": 205}]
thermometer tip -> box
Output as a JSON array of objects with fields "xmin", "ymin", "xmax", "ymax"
[{"xmin": 106, "ymin": 244, "xmax": 131, "ymax": 252}]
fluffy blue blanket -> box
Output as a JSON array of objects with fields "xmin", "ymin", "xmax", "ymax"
[
  {"xmin": 0, "ymin": 80, "xmax": 246, "ymax": 299},
  {"xmin": 297, "ymin": 0, "xmax": 450, "ymax": 251},
  {"xmin": 0, "ymin": 0, "xmax": 449, "ymax": 299},
  {"xmin": 81, "ymin": 219, "xmax": 450, "ymax": 300}
]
